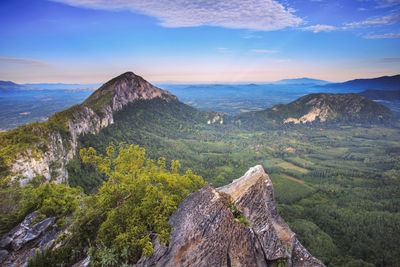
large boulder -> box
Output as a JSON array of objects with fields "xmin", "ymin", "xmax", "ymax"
[{"xmin": 136, "ymin": 165, "xmax": 324, "ymax": 266}]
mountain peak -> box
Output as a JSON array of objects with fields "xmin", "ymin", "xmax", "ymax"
[{"xmin": 84, "ymin": 71, "xmax": 177, "ymax": 113}]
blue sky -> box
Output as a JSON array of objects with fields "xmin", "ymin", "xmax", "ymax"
[{"xmin": 0, "ymin": 0, "xmax": 399, "ymax": 83}]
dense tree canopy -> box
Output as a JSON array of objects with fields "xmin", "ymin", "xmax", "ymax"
[{"xmin": 63, "ymin": 143, "xmax": 205, "ymax": 265}]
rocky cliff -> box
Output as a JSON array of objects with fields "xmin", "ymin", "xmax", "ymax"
[
  {"xmin": 136, "ymin": 165, "xmax": 324, "ymax": 267},
  {"xmin": 3, "ymin": 72, "xmax": 178, "ymax": 184}
]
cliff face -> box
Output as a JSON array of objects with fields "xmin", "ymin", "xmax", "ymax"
[
  {"xmin": 136, "ymin": 165, "xmax": 324, "ymax": 267},
  {"xmin": 8, "ymin": 72, "xmax": 176, "ymax": 184}
]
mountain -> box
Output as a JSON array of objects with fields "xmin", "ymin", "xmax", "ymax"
[
  {"xmin": 0, "ymin": 81, "xmax": 26, "ymax": 92},
  {"xmin": 237, "ymin": 93, "xmax": 393, "ymax": 127},
  {"xmin": 274, "ymin": 78, "xmax": 330, "ymax": 85},
  {"xmin": 358, "ymin": 89, "xmax": 400, "ymax": 101},
  {"xmin": 22, "ymin": 83, "xmax": 100, "ymax": 90},
  {"xmin": 318, "ymin": 74, "xmax": 400, "ymax": 91},
  {"xmin": 0, "ymin": 72, "xmax": 222, "ymax": 185},
  {"xmin": 137, "ymin": 165, "xmax": 324, "ymax": 266},
  {"xmin": 1, "ymin": 71, "xmax": 399, "ymax": 266}
]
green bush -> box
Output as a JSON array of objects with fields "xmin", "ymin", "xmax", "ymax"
[
  {"xmin": 65, "ymin": 143, "xmax": 206, "ymax": 265},
  {"xmin": 0, "ymin": 183, "xmax": 82, "ymax": 235}
]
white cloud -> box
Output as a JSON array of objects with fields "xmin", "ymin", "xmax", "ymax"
[
  {"xmin": 346, "ymin": 13, "xmax": 400, "ymax": 27},
  {"xmin": 364, "ymin": 32, "xmax": 400, "ymax": 38},
  {"xmin": 251, "ymin": 49, "xmax": 278, "ymax": 53},
  {"xmin": 376, "ymin": 0, "xmax": 400, "ymax": 8},
  {"xmin": 379, "ymin": 57, "xmax": 400, "ymax": 62},
  {"xmin": 216, "ymin": 47, "xmax": 230, "ymax": 52},
  {"xmin": 0, "ymin": 57, "xmax": 49, "ymax": 67},
  {"xmin": 355, "ymin": 57, "xmax": 400, "ymax": 63},
  {"xmin": 302, "ymin": 24, "xmax": 337, "ymax": 33},
  {"xmin": 52, "ymin": 0, "xmax": 302, "ymax": 31},
  {"xmin": 243, "ymin": 33, "xmax": 263, "ymax": 39}
]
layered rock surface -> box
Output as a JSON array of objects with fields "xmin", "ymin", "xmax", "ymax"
[
  {"xmin": 136, "ymin": 165, "xmax": 324, "ymax": 267},
  {"xmin": 0, "ymin": 213, "xmax": 60, "ymax": 266}
]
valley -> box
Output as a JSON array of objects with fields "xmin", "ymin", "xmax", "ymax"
[
  {"xmin": 65, "ymin": 79, "xmax": 399, "ymax": 266},
  {"xmin": 0, "ymin": 73, "xmax": 399, "ymax": 266}
]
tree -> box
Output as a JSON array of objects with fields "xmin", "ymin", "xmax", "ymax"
[{"xmin": 75, "ymin": 143, "xmax": 205, "ymax": 264}]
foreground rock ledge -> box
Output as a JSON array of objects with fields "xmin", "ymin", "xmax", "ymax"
[{"xmin": 136, "ymin": 165, "xmax": 324, "ymax": 267}]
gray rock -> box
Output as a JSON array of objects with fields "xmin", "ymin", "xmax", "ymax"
[
  {"xmin": 0, "ymin": 213, "xmax": 58, "ymax": 266},
  {"xmin": 72, "ymin": 256, "xmax": 91, "ymax": 267},
  {"xmin": 0, "ymin": 236, "xmax": 12, "ymax": 249},
  {"xmin": 9, "ymin": 214, "xmax": 55, "ymax": 251},
  {"xmin": 0, "ymin": 249, "xmax": 9, "ymax": 263},
  {"xmin": 136, "ymin": 165, "xmax": 324, "ymax": 267}
]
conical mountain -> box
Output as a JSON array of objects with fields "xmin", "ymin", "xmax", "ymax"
[
  {"xmin": 84, "ymin": 72, "xmax": 177, "ymax": 114},
  {"xmin": 0, "ymin": 72, "xmax": 194, "ymax": 185}
]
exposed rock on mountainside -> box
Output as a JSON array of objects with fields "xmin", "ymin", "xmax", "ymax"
[
  {"xmin": 0, "ymin": 213, "xmax": 60, "ymax": 266},
  {"xmin": 137, "ymin": 165, "xmax": 324, "ymax": 267},
  {"xmin": 1, "ymin": 72, "xmax": 179, "ymax": 184},
  {"xmin": 278, "ymin": 93, "xmax": 392, "ymax": 124},
  {"xmin": 237, "ymin": 93, "xmax": 392, "ymax": 127}
]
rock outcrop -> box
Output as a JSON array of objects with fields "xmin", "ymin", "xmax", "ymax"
[
  {"xmin": 7, "ymin": 72, "xmax": 177, "ymax": 184},
  {"xmin": 136, "ymin": 165, "xmax": 324, "ymax": 267},
  {"xmin": 0, "ymin": 213, "xmax": 60, "ymax": 266}
]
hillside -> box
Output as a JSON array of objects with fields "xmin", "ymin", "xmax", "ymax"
[
  {"xmin": 0, "ymin": 72, "xmax": 223, "ymax": 185},
  {"xmin": 1, "ymin": 72, "xmax": 400, "ymax": 266},
  {"xmin": 0, "ymin": 81, "xmax": 26, "ymax": 92},
  {"xmin": 318, "ymin": 74, "xmax": 400, "ymax": 91},
  {"xmin": 358, "ymin": 89, "xmax": 400, "ymax": 101},
  {"xmin": 236, "ymin": 93, "xmax": 392, "ymax": 128}
]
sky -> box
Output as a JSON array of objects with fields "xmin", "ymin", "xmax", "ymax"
[{"xmin": 0, "ymin": 0, "xmax": 399, "ymax": 83}]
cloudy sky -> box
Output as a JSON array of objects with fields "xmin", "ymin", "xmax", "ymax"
[{"xmin": 0, "ymin": 0, "xmax": 399, "ymax": 83}]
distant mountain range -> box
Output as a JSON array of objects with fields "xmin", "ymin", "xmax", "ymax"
[
  {"xmin": 0, "ymin": 81, "xmax": 26, "ymax": 91},
  {"xmin": 2, "ymin": 74, "xmax": 399, "ymax": 92},
  {"xmin": 319, "ymin": 74, "xmax": 400, "ymax": 91},
  {"xmin": 0, "ymin": 81, "xmax": 99, "ymax": 91},
  {"xmin": 358, "ymin": 89, "xmax": 400, "ymax": 101},
  {"xmin": 274, "ymin": 78, "xmax": 330, "ymax": 85},
  {"xmin": 23, "ymin": 83, "xmax": 100, "ymax": 90}
]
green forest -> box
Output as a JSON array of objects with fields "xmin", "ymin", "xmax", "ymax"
[
  {"xmin": 1, "ymin": 98, "xmax": 400, "ymax": 266},
  {"xmin": 68, "ymin": 99, "xmax": 400, "ymax": 266}
]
